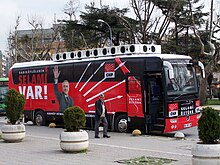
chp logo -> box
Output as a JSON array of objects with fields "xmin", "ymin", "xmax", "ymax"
[
  {"xmin": 168, "ymin": 103, "xmax": 178, "ymax": 117},
  {"xmin": 104, "ymin": 63, "xmax": 115, "ymax": 78},
  {"xmin": 169, "ymin": 110, "xmax": 178, "ymax": 117}
]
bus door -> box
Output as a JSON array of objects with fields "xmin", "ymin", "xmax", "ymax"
[
  {"xmin": 144, "ymin": 73, "xmax": 164, "ymax": 133},
  {"xmin": 126, "ymin": 75, "xmax": 144, "ymax": 131}
]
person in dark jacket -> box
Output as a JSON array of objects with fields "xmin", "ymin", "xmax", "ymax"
[{"xmin": 94, "ymin": 94, "xmax": 110, "ymax": 138}]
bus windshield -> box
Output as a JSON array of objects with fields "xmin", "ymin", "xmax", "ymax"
[
  {"xmin": 0, "ymin": 78, "xmax": 8, "ymax": 114},
  {"xmin": 165, "ymin": 60, "xmax": 197, "ymax": 95}
]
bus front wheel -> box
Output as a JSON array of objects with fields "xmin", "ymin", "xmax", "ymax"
[
  {"xmin": 115, "ymin": 114, "xmax": 128, "ymax": 133},
  {"xmin": 34, "ymin": 111, "xmax": 46, "ymax": 126}
]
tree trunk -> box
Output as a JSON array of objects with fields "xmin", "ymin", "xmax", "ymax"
[
  {"xmin": 199, "ymin": 62, "xmax": 213, "ymax": 106},
  {"xmin": 199, "ymin": 78, "xmax": 208, "ymax": 106}
]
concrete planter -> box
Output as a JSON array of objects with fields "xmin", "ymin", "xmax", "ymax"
[
  {"xmin": 60, "ymin": 130, "xmax": 89, "ymax": 152},
  {"xmin": 192, "ymin": 143, "xmax": 220, "ymax": 165},
  {"xmin": 1, "ymin": 124, "xmax": 26, "ymax": 142}
]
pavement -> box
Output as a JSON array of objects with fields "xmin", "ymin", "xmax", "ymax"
[
  {"xmin": 0, "ymin": 119, "xmax": 199, "ymax": 165},
  {"xmin": 1, "ymin": 105, "xmax": 220, "ymax": 165},
  {"xmin": 0, "ymin": 130, "xmax": 196, "ymax": 165}
]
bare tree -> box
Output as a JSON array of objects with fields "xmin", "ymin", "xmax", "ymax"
[
  {"xmin": 63, "ymin": 0, "xmax": 80, "ymax": 21},
  {"xmin": 8, "ymin": 16, "xmax": 21, "ymax": 63},
  {"xmin": 130, "ymin": 0, "xmax": 178, "ymax": 44},
  {"xmin": 189, "ymin": 0, "xmax": 220, "ymax": 105},
  {"xmin": 8, "ymin": 16, "xmax": 62, "ymax": 64}
]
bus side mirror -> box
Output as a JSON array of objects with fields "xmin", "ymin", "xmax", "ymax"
[
  {"xmin": 198, "ymin": 61, "xmax": 205, "ymax": 79},
  {"xmin": 163, "ymin": 61, "xmax": 174, "ymax": 79}
]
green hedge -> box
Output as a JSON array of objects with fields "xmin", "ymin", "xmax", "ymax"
[
  {"xmin": 63, "ymin": 106, "xmax": 86, "ymax": 132},
  {"xmin": 198, "ymin": 107, "xmax": 220, "ymax": 144},
  {"xmin": 5, "ymin": 89, "xmax": 26, "ymax": 125}
]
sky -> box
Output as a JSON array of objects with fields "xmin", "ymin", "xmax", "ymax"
[
  {"xmin": 0, "ymin": 0, "xmax": 130, "ymax": 54},
  {"xmin": 0, "ymin": 0, "xmax": 212, "ymax": 54}
]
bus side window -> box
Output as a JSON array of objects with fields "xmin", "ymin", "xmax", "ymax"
[
  {"xmin": 149, "ymin": 81, "xmax": 161, "ymax": 101},
  {"xmin": 128, "ymin": 76, "xmax": 141, "ymax": 94},
  {"xmin": 0, "ymin": 86, "xmax": 7, "ymax": 102},
  {"xmin": 152, "ymin": 85, "xmax": 160, "ymax": 96}
]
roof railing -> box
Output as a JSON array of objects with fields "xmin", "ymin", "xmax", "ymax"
[{"xmin": 53, "ymin": 44, "xmax": 161, "ymax": 62}]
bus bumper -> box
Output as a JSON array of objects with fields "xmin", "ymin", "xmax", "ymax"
[{"xmin": 164, "ymin": 113, "xmax": 200, "ymax": 133}]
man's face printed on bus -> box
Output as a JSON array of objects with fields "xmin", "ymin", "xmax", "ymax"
[{"xmin": 62, "ymin": 81, "xmax": 69, "ymax": 95}]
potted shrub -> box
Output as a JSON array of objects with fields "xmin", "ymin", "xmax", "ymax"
[
  {"xmin": 1, "ymin": 88, "xmax": 26, "ymax": 142},
  {"xmin": 59, "ymin": 106, "xmax": 89, "ymax": 152},
  {"xmin": 192, "ymin": 107, "xmax": 220, "ymax": 164}
]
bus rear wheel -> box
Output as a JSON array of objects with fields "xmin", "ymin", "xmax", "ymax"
[
  {"xmin": 115, "ymin": 114, "xmax": 128, "ymax": 133},
  {"xmin": 34, "ymin": 111, "xmax": 46, "ymax": 126}
]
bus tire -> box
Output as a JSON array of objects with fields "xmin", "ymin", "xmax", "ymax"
[
  {"xmin": 34, "ymin": 111, "xmax": 46, "ymax": 126},
  {"xmin": 115, "ymin": 114, "xmax": 128, "ymax": 133}
]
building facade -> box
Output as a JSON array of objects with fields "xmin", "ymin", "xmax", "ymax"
[{"xmin": 0, "ymin": 50, "xmax": 8, "ymax": 77}]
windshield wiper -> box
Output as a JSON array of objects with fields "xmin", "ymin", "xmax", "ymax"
[
  {"xmin": 172, "ymin": 92, "xmax": 187, "ymax": 101},
  {"xmin": 172, "ymin": 92, "xmax": 197, "ymax": 101}
]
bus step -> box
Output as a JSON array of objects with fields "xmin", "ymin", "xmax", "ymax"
[
  {"xmin": 159, "ymin": 111, "xmax": 164, "ymax": 117},
  {"xmin": 151, "ymin": 124, "xmax": 164, "ymax": 132},
  {"xmin": 156, "ymin": 118, "xmax": 165, "ymax": 124}
]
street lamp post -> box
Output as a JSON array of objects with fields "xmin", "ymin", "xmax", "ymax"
[{"xmin": 98, "ymin": 19, "xmax": 113, "ymax": 46}]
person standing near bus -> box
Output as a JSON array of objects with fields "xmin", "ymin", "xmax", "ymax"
[
  {"xmin": 94, "ymin": 93, "xmax": 110, "ymax": 138},
  {"xmin": 53, "ymin": 66, "xmax": 74, "ymax": 112}
]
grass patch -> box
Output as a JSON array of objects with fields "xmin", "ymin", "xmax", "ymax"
[
  {"xmin": 205, "ymin": 99, "xmax": 220, "ymax": 105},
  {"xmin": 63, "ymin": 149, "xmax": 88, "ymax": 154},
  {"xmin": 116, "ymin": 156, "xmax": 177, "ymax": 165}
]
